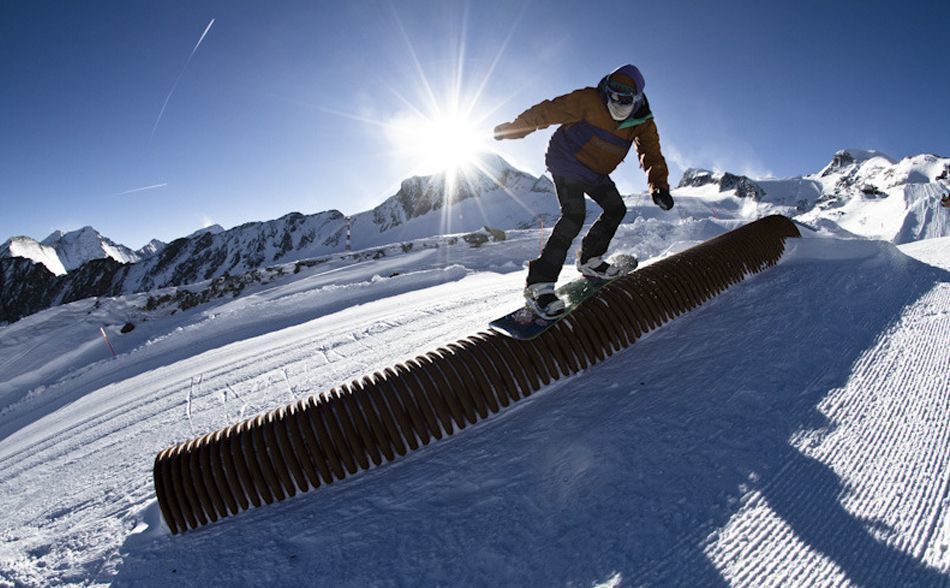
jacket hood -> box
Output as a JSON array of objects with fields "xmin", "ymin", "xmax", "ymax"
[{"xmin": 598, "ymin": 64, "xmax": 646, "ymax": 94}]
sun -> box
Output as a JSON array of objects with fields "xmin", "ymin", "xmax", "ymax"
[
  {"xmin": 388, "ymin": 111, "xmax": 488, "ymax": 175},
  {"xmin": 381, "ymin": 104, "xmax": 501, "ymax": 238}
]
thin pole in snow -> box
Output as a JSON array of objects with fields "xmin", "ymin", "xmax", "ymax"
[
  {"xmin": 100, "ymin": 327, "xmax": 117, "ymax": 358},
  {"xmin": 345, "ymin": 216, "xmax": 352, "ymax": 252}
]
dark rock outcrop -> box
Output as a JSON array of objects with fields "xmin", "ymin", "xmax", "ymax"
[
  {"xmin": 0, "ymin": 258, "xmax": 57, "ymax": 324},
  {"xmin": 678, "ymin": 168, "xmax": 766, "ymax": 200}
]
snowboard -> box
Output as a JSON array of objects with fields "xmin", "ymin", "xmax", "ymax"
[{"xmin": 489, "ymin": 254, "xmax": 638, "ymax": 340}]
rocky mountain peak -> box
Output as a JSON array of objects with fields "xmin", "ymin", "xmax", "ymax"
[
  {"xmin": 818, "ymin": 149, "xmax": 896, "ymax": 177},
  {"xmin": 374, "ymin": 152, "xmax": 551, "ymax": 231},
  {"xmin": 137, "ymin": 239, "xmax": 167, "ymax": 258},
  {"xmin": 1, "ymin": 236, "xmax": 67, "ymax": 276},
  {"xmin": 677, "ymin": 168, "xmax": 765, "ymax": 200},
  {"xmin": 186, "ymin": 224, "xmax": 225, "ymax": 240},
  {"xmin": 36, "ymin": 225, "xmax": 140, "ymax": 271},
  {"xmin": 677, "ymin": 168, "xmax": 718, "ymax": 189}
]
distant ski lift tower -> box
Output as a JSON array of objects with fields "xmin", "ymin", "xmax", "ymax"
[{"xmin": 345, "ymin": 216, "xmax": 352, "ymax": 251}]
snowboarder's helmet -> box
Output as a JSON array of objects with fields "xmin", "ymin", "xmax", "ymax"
[{"xmin": 602, "ymin": 66, "xmax": 644, "ymax": 121}]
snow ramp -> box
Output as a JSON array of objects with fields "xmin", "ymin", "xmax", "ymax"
[{"xmin": 152, "ymin": 215, "xmax": 801, "ymax": 533}]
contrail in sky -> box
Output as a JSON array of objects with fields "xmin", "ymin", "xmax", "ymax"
[
  {"xmin": 151, "ymin": 18, "xmax": 216, "ymax": 140},
  {"xmin": 114, "ymin": 183, "xmax": 168, "ymax": 196}
]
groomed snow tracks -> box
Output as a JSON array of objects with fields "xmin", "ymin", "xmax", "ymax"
[{"xmin": 153, "ymin": 215, "xmax": 801, "ymax": 534}]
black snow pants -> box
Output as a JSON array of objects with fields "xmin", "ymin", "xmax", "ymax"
[{"xmin": 526, "ymin": 175, "xmax": 627, "ymax": 286}]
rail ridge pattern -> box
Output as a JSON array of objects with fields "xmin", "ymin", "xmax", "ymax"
[{"xmin": 153, "ymin": 214, "xmax": 801, "ymax": 533}]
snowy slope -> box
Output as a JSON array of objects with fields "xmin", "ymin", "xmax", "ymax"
[
  {"xmin": 800, "ymin": 150, "xmax": 950, "ymax": 243},
  {"xmin": 0, "ymin": 195, "xmax": 947, "ymax": 586}
]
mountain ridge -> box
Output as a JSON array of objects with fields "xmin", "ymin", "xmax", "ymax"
[
  {"xmin": 2, "ymin": 149, "xmax": 947, "ymax": 324},
  {"xmin": 0, "ymin": 154, "xmax": 558, "ymax": 323}
]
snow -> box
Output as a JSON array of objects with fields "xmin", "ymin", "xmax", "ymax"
[
  {"xmin": 798, "ymin": 151, "xmax": 950, "ymax": 244},
  {"xmin": 38, "ymin": 226, "xmax": 141, "ymax": 272},
  {"xmin": 185, "ymin": 225, "xmax": 225, "ymax": 240},
  {"xmin": 839, "ymin": 148, "xmax": 898, "ymax": 165},
  {"xmin": 0, "ymin": 237, "xmax": 66, "ymax": 276},
  {"xmin": 1, "ymin": 194, "xmax": 949, "ymax": 585},
  {"xmin": 899, "ymin": 236, "xmax": 950, "ymax": 270},
  {"xmin": 674, "ymin": 149, "xmax": 949, "ymax": 246}
]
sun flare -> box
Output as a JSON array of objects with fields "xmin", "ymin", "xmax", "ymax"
[
  {"xmin": 359, "ymin": 4, "xmax": 540, "ymax": 239},
  {"xmin": 389, "ymin": 112, "xmax": 488, "ymax": 175}
]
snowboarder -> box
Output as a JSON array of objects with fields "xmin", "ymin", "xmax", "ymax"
[{"xmin": 494, "ymin": 64, "xmax": 674, "ymax": 319}]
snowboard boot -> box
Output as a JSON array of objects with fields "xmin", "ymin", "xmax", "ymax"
[
  {"xmin": 576, "ymin": 254, "xmax": 621, "ymax": 280},
  {"xmin": 524, "ymin": 282, "xmax": 566, "ymax": 320}
]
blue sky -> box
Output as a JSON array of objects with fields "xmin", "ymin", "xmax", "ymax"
[{"xmin": 2, "ymin": 1, "xmax": 948, "ymax": 248}]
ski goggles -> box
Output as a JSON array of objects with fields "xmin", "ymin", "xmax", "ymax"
[{"xmin": 606, "ymin": 80, "xmax": 641, "ymax": 106}]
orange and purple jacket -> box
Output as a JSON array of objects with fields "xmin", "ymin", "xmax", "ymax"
[{"xmin": 502, "ymin": 79, "xmax": 670, "ymax": 192}]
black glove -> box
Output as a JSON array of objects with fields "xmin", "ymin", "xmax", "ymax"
[{"xmin": 652, "ymin": 189, "xmax": 674, "ymax": 211}]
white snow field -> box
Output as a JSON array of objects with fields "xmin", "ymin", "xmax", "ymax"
[{"xmin": 0, "ymin": 194, "xmax": 948, "ymax": 587}]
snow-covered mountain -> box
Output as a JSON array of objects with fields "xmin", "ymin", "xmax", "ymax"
[
  {"xmin": 0, "ymin": 236, "xmax": 67, "ymax": 276},
  {"xmin": 0, "ymin": 154, "xmax": 558, "ymax": 324},
  {"xmin": 678, "ymin": 149, "xmax": 950, "ymax": 243},
  {"xmin": 357, "ymin": 152, "xmax": 557, "ymax": 241},
  {"xmin": 120, "ymin": 154, "xmax": 556, "ymax": 291},
  {"xmin": 136, "ymin": 238, "xmax": 167, "ymax": 258},
  {"xmin": 802, "ymin": 150, "xmax": 949, "ymax": 243},
  {"xmin": 2, "ymin": 150, "xmax": 947, "ymax": 325},
  {"xmin": 40, "ymin": 226, "xmax": 143, "ymax": 271},
  {"xmin": 185, "ymin": 224, "xmax": 225, "ymax": 239},
  {"xmin": 678, "ymin": 168, "xmax": 767, "ymax": 200},
  {"xmin": 2, "ymin": 228, "xmax": 171, "ymax": 278}
]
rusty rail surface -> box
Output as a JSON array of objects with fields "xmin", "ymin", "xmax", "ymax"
[{"xmin": 153, "ymin": 215, "xmax": 801, "ymax": 533}]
